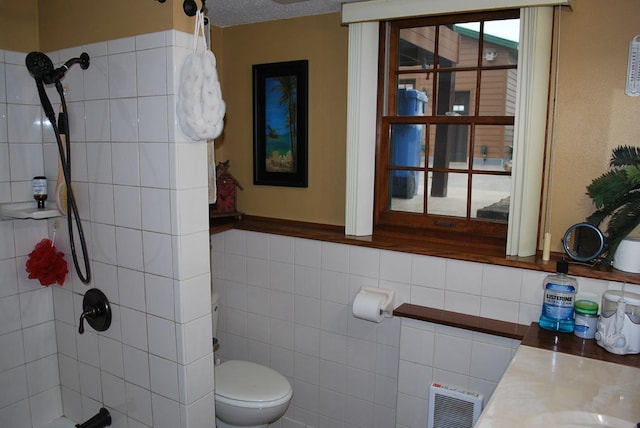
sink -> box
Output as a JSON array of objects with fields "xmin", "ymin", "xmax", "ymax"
[{"xmin": 523, "ymin": 411, "xmax": 634, "ymax": 427}]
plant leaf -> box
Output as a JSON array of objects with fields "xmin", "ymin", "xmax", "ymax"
[
  {"xmin": 586, "ymin": 169, "xmax": 634, "ymax": 208},
  {"xmin": 610, "ymin": 145, "xmax": 640, "ymax": 167}
]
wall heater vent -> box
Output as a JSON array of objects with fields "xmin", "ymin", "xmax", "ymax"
[{"xmin": 428, "ymin": 383, "xmax": 483, "ymax": 428}]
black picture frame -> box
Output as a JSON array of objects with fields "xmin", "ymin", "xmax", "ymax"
[{"xmin": 253, "ymin": 60, "xmax": 308, "ymax": 187}]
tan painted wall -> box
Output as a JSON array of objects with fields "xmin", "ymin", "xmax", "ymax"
[
  {"xmin": 217, "ymin": 13, "xmax": 348, "ymax": 225},
  {"xmin": 548, "ymin": 0, "xmax": 640, "ymax": 250},
  {"xmin": 0, "ymin": 0, "xmax": 38, "ymax": 52}
]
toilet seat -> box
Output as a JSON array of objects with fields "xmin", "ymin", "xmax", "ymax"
[{"xmin": 215, "ymin": 360, "xmax": 292, "ymax": 408}]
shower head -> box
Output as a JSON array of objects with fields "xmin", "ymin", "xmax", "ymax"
[
  {"xmin": 25, "ymin": 51, "xmax": 90, "ymax": 84},
  {"xmin": 25, "ymin": 51, "xmax": 54, "ymax": 81}
]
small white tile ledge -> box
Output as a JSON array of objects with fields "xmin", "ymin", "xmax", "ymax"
[{"xmin": 0, "ymin": 202, "xmax": 60, "ymax": 220}]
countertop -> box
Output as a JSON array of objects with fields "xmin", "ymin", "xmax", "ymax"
[{"xmin": 476, "ymin": 325, "xmax": 640, "ymax": 427}]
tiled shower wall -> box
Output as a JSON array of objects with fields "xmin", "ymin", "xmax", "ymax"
[
  {"xmin": 211, "ymin": 229, "xmax": 634, "ymax": 428},
  {"xmin": 1, "ymin": 31, "xmax": 214, "ymax": 428}
]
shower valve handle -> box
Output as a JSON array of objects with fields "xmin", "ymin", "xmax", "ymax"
[{"xmin": 78, "ymin": 289, "xmax": 112, "ymax": 335}]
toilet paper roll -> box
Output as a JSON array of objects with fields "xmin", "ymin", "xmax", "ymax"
[{"xmin": 353, "ymin": 292, "xmax": 385, "ymax": 323}]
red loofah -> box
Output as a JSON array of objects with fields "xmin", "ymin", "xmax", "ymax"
[{"xmin": 25, "ymin": 238, "xmax": 68, "ymax": 286}]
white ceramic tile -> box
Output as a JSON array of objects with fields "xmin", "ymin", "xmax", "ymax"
[
  {"xmin": 375, "ymin": 343, "xmax": 399, "ymax": 378},
  {"xmin": 270, "ymin": 261, "xmax": 294, "ymax": 293},
  {"xmin": 83, "ymin": 55, "xmax": 109, "ymax": 100},
  {"xmin": 120, "ymin": 306, "xmax": 148, "ymax": 351},
  {"xmin": 397, "ymin": 359, "xmax": 431, "ymax": 399},
  {"xmin": 123, "ymin": 345, "xmax": 150, "ymax": 388},
  {"xmin": 411, "ymin": 255, "xmax": 446, "ymax": 288},
  {"xmin": 433, "ymin": 333, "xmax": 472, "ymax": 375},
  {"xmin": 246, "ymin": 285, "xmax": 269, "ymax": 317},
  {"xmin": 224, "ymin": 230, "xmax": 246, "ymax": 255},
  {"xmin": 29, "ymin": 387, "xmax": 63, "ymax": 427},
  {"xmin": 374, "ymin": 373, "xmax": 397, "ymax": 408},
  {"xmin": 171, "ymin": 187, "xmax": 208, "ymax": 236},
  {"xmin": 246, "ymin": 257, "xmax": 268, "ymax": 288},
  {"xmin": 58, "ymin": 354, "xmax": 80, "ymax": 391},
  {"xmin": 347, "ymin": 309, "xmax": 378, "ymax": 343},
  {"xmin": 125, "ymin": 382, "xmax": 153, "ymax": 426},
  {"xmin": 0, "ymin": 258, "xmax": 18, "ymax": 298},
  {"xmin": 319, "ymin": 331, "xmax": 347, "ymax": 365},
  {"xmin": 225, "ymin": 253, "xmax": 247, "ymax": 284},
  {"xmin": 171, "ymin": 142, "xmax": 207, "ymax": 190},
  {"xmin": 0, "ymin": 222, "xmax": 16, "ymax": 261},
  {"xmin": 320, "ymin": 270, "xmax": 349, "ymax": 304},
  {"xmin": 180, "ymin": 354, "xmax": 214, "ymax": 405},
  {"xmin": 66, "ymin": 100, "xmax": 86, "ymax": 139},
  {"xmin": 246, "ymin": 312, "xmax": 270, "ymax": 342},
  {"xmin": 113, "ymin": 185, "xmax": 142, "ymax": 229},
  {"xmin": 108, "ymin": 52, "xmax": 137, "ymax": 98},
  {"xmin": 145, "ymin": 273, "xmax": 175, "ymax": 320},
  {"xmin": 19, "ymin": 288, "xmax": 54, "ymax": 328},
  {"xmin": 269, "ymin": 345, "xmax": 294, "ymax": 378},
  {"xmin": 268, "ymin": 235, "xmax": 294, "ymax": 263},
  {"xmin": 176, "ymin": 315, "xmax": 212, "ymax": 365},
  {"xmin": 137, "ymin": 48, "xmax": 167, "ymax": 96},
  {"xmin": 76, "ymin": 329, "xmax": 99, "ymax": 366},
  {"xmin": 26, "ymin": 354, "xmax": 59, "ymax": 395},
  {"xmin": 410, "ymin": 285, "xmax": 445, "ymax": 309},
  {"xmin": 89, "ymin": 183, "xmax": 115, "ymax": 224},
  {"xmin": 346, "ymin": 366, "xmax": 375, "ymax": 401},
  {"xmin": 225, "ymin": 307, "xmax": 246, "ymax": 338},
  {"xmin": 293, "ymin": 265, "xmax": 321, "ymax": 299},
  {"xmin": 348, "ymin": 246, "xmax": 380, "ymax": 278},
  {"xmin": 23, "ymin": 321, "xmax": 57, "ymax": 362},
  {"xmin": 111, "ymin": 142, "xmax": 140, "ymax": 186},
  {"xmin": 7, "ymin": 105, "xmax": 42, "ymax": 144},
  {"xmin": 86, "ymin": 143, "xmax": 113, "ymax": 184},
  {"xmin": 172, "ymin": 231, "xmax": 210, "ymax": 280},
  {"xmin": 78, "ymin": 362, "xmax": 102, "ymax": 401},
  {"xmin": 84, "ymin": 99, "xmax": 110, "ymax": 142},
  {"xmin": 320, "ymin": 300, "xmax": 348, "ymax": 335},
  {"xmin": 318, "ymin": 387, "xmax": 345, "ymax": 420},
  {"xmin": 0, "ymin": 366, "xmax": 28, "ymax": 408},
  {"xmin": 138, "ymin": 96, "xmax": 168, "ymax": 142},
  {"xmin": 116, "ymin": 267, "xmax": 144, "ymax": 312},
  {"xmin": 482, "ymin": 264, "xmax": 523, "ymax": 301},
  {"xmin": 174, "ymin": 274, "xmax": 211, "ymax": 324},
  {"xmin": 116, "ymin": 226, "xmax": 144, "ymax": 271},
  {"xmin": 91, "ymin": 222, "xmax": 117, "ymax": 266},
  {"xmin": 346, "ymin": 337, "xmax": 376, "ymax": 372},
  {"xmin": 149, "ymin": 355, "xmax": 179, "ymax": 400},
  {"xmin": 5, "ymin": 62, "xmax": 37, "ymax": 105},
  {"xmin": 110, "ymin": 98, "xmax": 138, "ymax": 142},
  {"xmin": 151, "ymin": 393, "xmax": 181, "ymax": 428},
  {"xmin": 9, "ymin": 143, "xmax": 44, "ymax": 182},
  {"xmin": 0, "ymin": 62, "xmax": 6, "ymax": 104},
  {"xmin": 379, "ymin": 250, "xmax": 412, "ymax": 283},
  {"xmin": 179, "ymin": 392, "xmax": 215, "ymax": 428},
  {"xmin": 0, "ymin": 330, "xmax": 25, "ymax": 372},
  {"xmin": 270, "ymin": 290, "xmax": 294, "ymax": 322},
  {"xmin": 142, "ymin": 232, "xmax": 172, "ymax": 277},
  {"xmin": 109, "ymin": 36, "xmax": 136, "ymax": 54},
  {"xmin": 147, "ymin": 314, "xmax": 177, "ymax": 361},
  {"xmin": 443, "ymin": 290, "xmax": 481, "ymax": 316},
  {"xmin": 293, "ymin": 295, "xmax": 320, "ymax": 327},
  {"xmin": 445, "ymin": 259, "xmax": 483, "ymax": 295},
  {"xmin": 141, "ymin": 187, "xmax": 171, "ymax": 233},
  {"xmin": 83, "ymin": 40, "xmax": 108, "ymax": 57},
  {"xmin": 60, "ymin": 387, "xmax": 83, "ymax": 424},
  {"xmin": 269, "ymin": 318, "xmax": 294, "ymax": 350},
  {"xmin": 98, "ymin": 335, "xmax": 124, "ymax": 377},
  {"xmin": 321, "ymin": 242, "xmax": 349, "ymax": 273},
  {"xmin": 140, "ymin": 142, "xmax": 170, "ymax": 188},
  {"xmin": 245, "ymin": 232, "xmax": 269, "ymax": 259},
  {"xmin": 469, "ymin": 341, "xmax": 513, "ymax": 383},
  {"xmin": 136, "ymin": 32, "xmax": 167, "ymax": 50},
  {"xmin": 101, "ymin": 371, "xmax": 127, "ymax": 414},
  {"xmin": 294, "ymin": 325, "xmax": 320, "ymax": 357},
  {"xmin": 293, "ymin": 379, "xmax": 319, "ymax": 413},
  {"xmin": 399, "ymin": 324, "xmax": 434, "ymax": 366},
  {"xmin": 480, "ymin": 296, "xmax": 520, "ymax": 323},
  {"xmin": 396, "ymin": 392, "xmax": 428, "ymax": 428},
  {"xmin": 13, "ymin": 218, "xmax": 47, "ymax": 258}
]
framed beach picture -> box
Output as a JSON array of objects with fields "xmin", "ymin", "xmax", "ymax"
[{"xmin": 252, "ymin": 60, "xmax": 308, "ymax": 187}]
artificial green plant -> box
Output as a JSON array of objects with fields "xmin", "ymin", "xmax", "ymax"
[{"xmin": 586, "ymin": 145, "xmax": 640, "ymax": 264}]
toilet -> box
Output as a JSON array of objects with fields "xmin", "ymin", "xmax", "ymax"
[{"xmin": 211, "ymin": 292, "xmax": 293, "ymax": 428}]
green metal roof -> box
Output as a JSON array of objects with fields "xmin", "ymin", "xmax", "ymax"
[{"xmin": 453, "ymin": 25, "xmax": 519, "ymax": 51}]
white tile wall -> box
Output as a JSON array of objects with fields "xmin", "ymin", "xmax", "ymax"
[
  {"xmin": 1, "ymin": 30, "xmax": 214, "ymax": 428},
  {"xmin": 212, "ymin": 229, "xmax": 630, "ymax": 428}
]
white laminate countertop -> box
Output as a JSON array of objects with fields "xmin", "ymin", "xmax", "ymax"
[{"xmin": 476, "ymin": 345, "xmax": 640, "ymax": 427}]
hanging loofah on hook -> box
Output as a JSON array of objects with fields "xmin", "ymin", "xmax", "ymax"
[
  {"xmin": 177, "ymin": 10, "xmax": 226, "ymax": 142},
  {"xmin": 25, "ymin": 239, "xmax": 68, "ymax": 286}
]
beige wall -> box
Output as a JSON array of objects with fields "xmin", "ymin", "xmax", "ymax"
[
  {"xmin": 217, "ymin": 13, "xmax": 348, "ymax": 225},
  {"xmin": 3, "ymin": 0, "xmax": 639, "ymax": 249}
]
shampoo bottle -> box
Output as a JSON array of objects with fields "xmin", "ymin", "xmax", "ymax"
[{"xmin": 539, "ymin": 260, "xmax": 578, "ymax": 333}]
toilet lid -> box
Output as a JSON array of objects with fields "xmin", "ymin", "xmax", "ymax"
[{"xmin": 215, "ymin": 360, "xmax": 292, "ymax": 403}]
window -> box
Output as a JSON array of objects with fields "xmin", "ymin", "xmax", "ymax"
[{"xmin": 374, "ymin": 10, "xmax": 520, "ymax": 242}]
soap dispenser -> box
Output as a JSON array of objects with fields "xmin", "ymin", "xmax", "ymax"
[{"xmin": 539, "ymin": 260, "xmax": 578, "ymax": 333}]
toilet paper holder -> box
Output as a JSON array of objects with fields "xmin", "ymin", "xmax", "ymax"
[{"xmin": 356, "ymin": 286, "xmax": 395, "ymax": 318}]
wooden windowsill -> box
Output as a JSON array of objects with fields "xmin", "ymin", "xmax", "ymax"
[{"xmin": 210, "ymin": 215, "xmax": 640, "ymax": 285}]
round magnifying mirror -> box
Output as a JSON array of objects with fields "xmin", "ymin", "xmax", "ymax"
[{"xmin": 562, "ymin": 222, "xmax": 606, "ymax": 263}]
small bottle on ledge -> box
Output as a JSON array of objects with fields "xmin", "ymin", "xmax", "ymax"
[
  {"xmin": 539, "ymin": 260, "xmax": 578, "ymax": 333},
  {"xmin": 33, "ymin": 176, "xmax": 48, "ymax": 209}
]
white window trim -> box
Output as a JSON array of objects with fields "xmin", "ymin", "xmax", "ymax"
[{"xmin": 344, "ymin": 2, "xmax": 558, "ymax": 257}]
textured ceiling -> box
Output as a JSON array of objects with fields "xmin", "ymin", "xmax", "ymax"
[{"xmin": 205, "ymin": 0, "xmax": 362, "ymax": 27}]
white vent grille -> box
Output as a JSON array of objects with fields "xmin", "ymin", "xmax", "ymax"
[{"xmin": 428, "ymin": 383, "xmax": 483, "ymax": 428}]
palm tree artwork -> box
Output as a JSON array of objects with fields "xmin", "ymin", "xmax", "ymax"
[
  {"xmin": 586, "ymin": 145, "xmax": 640, "ymax": 264},
  {"xmin": 264, "ymin": 75, "xmax": 298, "ymax": 173}
]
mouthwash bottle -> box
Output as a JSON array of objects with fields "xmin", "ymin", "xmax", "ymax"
[{"xmin": 539, "ymin": 260, "xmax": 578, "ymax": 333}]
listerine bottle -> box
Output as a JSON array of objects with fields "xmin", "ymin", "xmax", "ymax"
[{"xmin": 539, "ymin": 260, "xmax": 578, "ymax": 333}]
